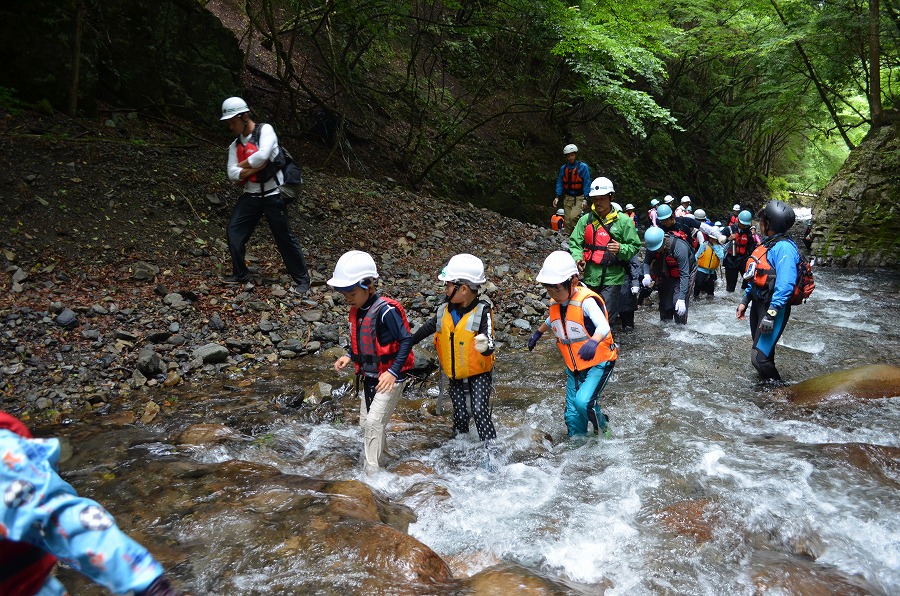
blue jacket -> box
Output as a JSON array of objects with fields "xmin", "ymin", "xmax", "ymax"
[
  {"xmin": 555, "ymin": 161, "xmax": 591, "ymax": 198},
  {"xmin": 0, "ymin": 428, "xmax": 164, "ymax": 595},
  {"xmin": 744, "ymin": 236, "xmax": 800, "ymax": 310}
]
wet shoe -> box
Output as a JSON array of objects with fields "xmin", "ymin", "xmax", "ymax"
[
  {"xmin": 600, "ymin": 414, "xmax": 611, "ymax": 438},
  {"xmin": 288, "ymin": 282, "xmax": 309, "ymax": 296}
]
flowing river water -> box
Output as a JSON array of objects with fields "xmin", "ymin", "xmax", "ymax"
[{"xmin": 52, "ymin": 268, "xmax": 899, "ymax": 595}]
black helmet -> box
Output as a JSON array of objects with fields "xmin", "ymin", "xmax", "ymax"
[{"xmin": 760, "ymin": 200, "xmax": 795, "ymax": 234}]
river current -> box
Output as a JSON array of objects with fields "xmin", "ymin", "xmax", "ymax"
[{"xmin": 55, "ymin": 267, "xmax": 900, "ymax": 594}]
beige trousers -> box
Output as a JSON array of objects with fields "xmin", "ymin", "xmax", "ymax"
[
  {"xmin": 562, "ymin": 195, "xmax": 584, "ymax": 233},
  {"xmin": 359, "ymin": 379, "xmax": 407, "ymax": 471}
]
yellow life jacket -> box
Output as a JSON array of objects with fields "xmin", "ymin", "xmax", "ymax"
[
  {"xmin": 548, "ymin": 286, "xmax": 617, "ymax": 372},
  {"xmin": 434, "ymin": 301, "xmax": 495, "ymax": 379},
  {"xmin": 697, "ymin": 244, "xmax": 720, "ymax": 269}
]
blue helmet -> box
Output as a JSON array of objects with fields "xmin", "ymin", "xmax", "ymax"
[
  {"xmin": 644, "ymin": 227, "xmax": 665, "ymax": 251},
  {"xmin": 656, "ymin": 204, "xmax": 673, "ymax": 220},
  {"xmin": 738, "ymin": 210, "xmax": 752, "ymax": 226}
]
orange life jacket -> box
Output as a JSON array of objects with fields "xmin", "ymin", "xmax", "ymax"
[
  {"xmin": 349, "ymin": 297, "xmax": 415, "ymax": 376},
  {"xmin": 745, "ymin": 237, "xmax": 813, "ymax": 305},
  {"xmin": 561, "ymin": 163, "xmax": 585, "ymax": 196},
  {"xmin": 550, "ymin": 214, "xmax": 565, "ymax": 231},
  {"xmin": 0, "ymin": 412, "xmax": 58, "ymax": 596},
  {"xmin": 548, "ymin": 286, "xmax": 617, "ymax": 372}
]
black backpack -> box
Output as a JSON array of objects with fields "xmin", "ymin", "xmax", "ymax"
[{"xmin": 243, "ymin": 123, "xmax": 303, "ymax": 204}]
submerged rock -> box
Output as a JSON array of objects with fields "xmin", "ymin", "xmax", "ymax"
[{"xmin": 788, "ymin": 364, "xmax": 900, "ymax": 406}]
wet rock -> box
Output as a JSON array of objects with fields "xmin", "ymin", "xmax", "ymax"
[
  {"xmin": 818, "ymin": 443, "xmax": 900, "ymax": 488},
  {"xmin": 304, "ymin": 382, "xmax": 332, "ymax": 405},
  {"xmin": 162, "ymin": 370, "xmax": 182, "ymax": 387},
  {"xmin": 100, "ymin": 410, "xmax": 136, "ymax": 426},
  {"xmin": 56, "ymin": 308, "xmax": 78, "ymax": 328},
  {"xmin": 137, "ymin": 347, "xmax": 166, "ymax": 376},
  {"xmin": 658, "ymin": 499, "xmax": 716, "ymax": 543},
  {"xmin": 192, "ymin": 343, "xmax": 229, "ymax": 364},
  {"xmin": 325, "ymin": 480, "xmax": 381, "ymax": 523},
  {"xmin": 512, "ymin": 318, "xmax": 531, "ymax": 330},
  {"xmin": 788, "ymin": 364, "xmax": 900, "ymax": 406},
  {"xmin": 178, "ymin": 423, "xmax": 243, "ymax": 445},
  {"xmin": 81, "ymin": 329, "xmax": 100, "ymax": 340},
  {"xmin": 141, "ymin": 401, "xmax": 160, "ymax": 423},
  {"xmin": 465, "ymin": 562, "xmax": 587, "ymax": 594},
  {"xmin": 752, "ymin": 555, "xmax": 881, "ymax": 595},
  {"xmin": 1, "ymin": 363, "xmax": 25, "ymax": 375}
]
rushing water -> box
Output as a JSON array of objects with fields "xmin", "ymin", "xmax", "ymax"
[{"xmin": 54, "ymin": 268, "xmax": 900, "ymax": 595}]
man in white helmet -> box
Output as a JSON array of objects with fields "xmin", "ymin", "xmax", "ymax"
[
  {"xmin": 675, "ymin": 195, "xmax": 691, "ymax": 218},
  {"xmin": 568, "ymin": 176, "xmax": 642, "ymax": 328},
  {"xmin": 220, "ymin": 96, "xmax": 310, "ymax": 295},
  {"xmin": 553, "ymin": 144, "xmax": 591, "ymax": 233}
]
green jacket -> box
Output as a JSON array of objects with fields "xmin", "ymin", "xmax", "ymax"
[{"xmin": 569, "ymin": 207, "xmax": 642, "ymax": 287}]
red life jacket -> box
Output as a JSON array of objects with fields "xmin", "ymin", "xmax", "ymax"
[
  {"xmin": 671, "ymin": 228, "xmax": 689, "ymax": 243},
  {"xmin": 349, "ymin": 297, "xmax": 415, "ymax": 376},
  {"xmin": 582, "ymin": 214, "xmax": 620, "ymax": 265},
  {"xmin": 550, "ymin": 214, "xmax": 565, "ymax": 231},
  {"xmin": 733, "ymin": 229, "xmax": 752, "ymax": 256},
  {"xmin": 236, "ymin": 136, "xmax": 261, "ymax": 184},
  {"xmin": 561, "ymin": 163, "xmax": 585, "ymax": 196},
  {"xmin": 0, "ymin": 412, "xmax": 58, "ymax": 596},
  {"xmin": 728, "ymin": 215, "xmax": 739, "ymax": 227}
]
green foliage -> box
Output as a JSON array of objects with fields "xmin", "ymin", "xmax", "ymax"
[{"xmin": 0, "ymin": 87, "xmax": 30, "ymax": 114}]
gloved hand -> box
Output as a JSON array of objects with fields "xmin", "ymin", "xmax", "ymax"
[
  {"xmin": 577, "ymin": 339, "xmax": 598, "ymax": 360},
  {"xmin": 642, "ymin": 274, "xmax": 653, "ymax": 288},
  {"xmin": 759, "ymin": 309, "xmax": 777, "ymax": 333},
  {"xmin": 675, "ymin": 299, "xmax": 686, "ymax": 316},
  {"xmin": 136, "ymin": 576, "xmax": 182, "ymax": 596},
  {"xmin": 527, "ymin": 330, "xmax": 543, "ymax": 351},
  {"xmin": 718, "ymin": 234, "xmax": 728, "ymax": 244},
  {"xmin": 631, "ymin": 285, "xmax": 640, "ymax": 295},
  {"xmin": 474, "ymin": 333, "xmax": 490, "ymax": 354}
]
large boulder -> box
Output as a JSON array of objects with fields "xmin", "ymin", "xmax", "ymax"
[
  {"xmin": 788, "ymin": 364, "xmax": 900, "ymax": 406},
  {"xmin": 811, "ymin": 124, "xmax": 900, "ymax": 268}
]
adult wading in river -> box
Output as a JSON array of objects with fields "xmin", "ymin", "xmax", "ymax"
[
  {"xmin": 737, "ymin": 200, "xmax": 800, "ymax": 385},
  {"xmin": 569, "ymin": 176, "xmax": 642, "ymax": 326},
  {"xmin": 220, "ymin": 96, "xmax": 311, "ymax": 295}
]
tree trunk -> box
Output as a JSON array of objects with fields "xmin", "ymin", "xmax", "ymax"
[
  {"xmin": 68, "ymin": 0, "xmax": 86, "ymax": 117},
  {"xmin": 870, "ymin": 0, "xmax": 885, "ymax": 126}
]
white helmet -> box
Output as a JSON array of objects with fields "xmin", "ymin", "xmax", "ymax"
[
  {"xmin": 663, "ymin": 194, "xmax": 675, "ymax": 204},
  {"xmin": 563, "ymin": 143, "xmax": 578, "ymax": 155},
  {"xmin": 438, "ymin": 253, "xmax": 486, "ymax": 285},
  {"xmin": 611, "ymin": 202, "xmax": 622, "ymax": 212},
  {"xmin": 680, "ymin": 195, "xmax": 691, "ymax": 204},
  {"xmin": 220, "ymin": 97, "xmax": 249, "ymax": 120},
  {"xmin": 589, "ymin": 176, "xmax": 615, "ymax": 196},
  {"xmin": 694, "ymin": 209, "xmax": 706, "ymax": 219},
  {"xmin": 732, "ymin": 204, "xmax": 741, "ymax": 211},
  {"xmin": 556, "ymin": 208, "xmax": 564, "ymax": 216},
  {"xmin": 328, "ymin": 250, "xmax": 378, "ymax": 288},
  {"xmin": 625, "ymin": 203, "xmax": 635, "ymax": 210},
  {"xmin": 536, "ymin": 251, "xmax": 579, "ymax": 284}
]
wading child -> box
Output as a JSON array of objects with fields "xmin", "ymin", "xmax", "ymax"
[
  {"xmin": 330, "ymin": 250, "xmax": 415, "ymax": 473},
  {"xmin": 412, "ymin": 254, "xmax": 497, "ymax": 444},
  {"xmin": 527, "ymin": 251, "xmax": 617, "ymax": 437}
]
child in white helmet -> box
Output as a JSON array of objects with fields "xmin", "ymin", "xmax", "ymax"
[
  {"xmin": 527, "ymin": 251, "xmax": 617, "ymax": 437},
  {"xmin": 412, "ymin": 254, "xmax": 497, "ymax": 443},
  {"xmin": 330, "ymin": 251, "xmax": 415, "ymax": 474}
]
